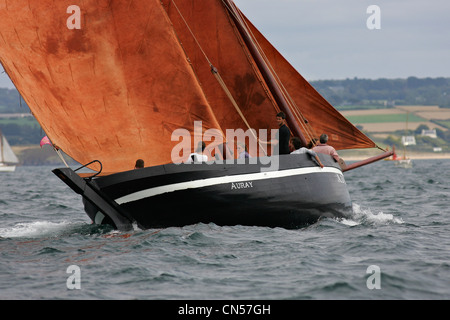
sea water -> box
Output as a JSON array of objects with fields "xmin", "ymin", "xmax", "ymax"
[{"xmin": 1, "ymin": 160, "xmax": 449, "ymax": 300}]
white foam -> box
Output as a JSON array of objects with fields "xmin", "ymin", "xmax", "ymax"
[
  {"xmin": 338, "ymin": 218, "xmax": 360, "ymax": 226},
  {"xmin": 337, "ymin": 203, "xmax": 404, "ymax": 226},
  {"xmin": 0, "ymin": 221, "xmax": 74, "ymax": 238}
]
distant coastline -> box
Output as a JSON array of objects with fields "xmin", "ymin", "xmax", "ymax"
[
  {"xmin": 11, "ymin": 145, "xmax": 74, "ymax": 166},
  {"xmin": 12, "ymin": 145, "xmax": 450, "ymax": 167},
  {"xmin": 340, "ymin": 150, "xmax": 450, "ymax": 161}
]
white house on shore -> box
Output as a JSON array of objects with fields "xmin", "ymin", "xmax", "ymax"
[
  {"xmin": 421, "ymin": 129, "xmax": 437, "ymax": 139},
  {"xmin": 402, "ymin": 136, "xmax": 416, "ymax": 146}
]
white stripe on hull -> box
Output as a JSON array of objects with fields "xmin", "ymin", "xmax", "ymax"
[{"xmin": 115, "ymin": 166, "xmax": 344, "ymax": 205}]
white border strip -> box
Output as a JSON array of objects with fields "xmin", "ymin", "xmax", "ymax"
[{"xmin": 115, "ymin": 167, "xmax": 343, "ymax": 204}]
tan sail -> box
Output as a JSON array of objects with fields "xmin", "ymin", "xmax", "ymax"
[
  {"xmin": 0, "ymin": 0, "xmax": 377, "ymax": 174},
  {"xmin": 0, "ymin": 0, "xmax": 224, "ymax": 173}
]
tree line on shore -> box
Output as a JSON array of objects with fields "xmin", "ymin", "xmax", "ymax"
[
  {"xmin": 2, "ymin": 76, "xmax": 450, "ymax": 115},
  {"xmin": 311, "ymin": 76, "xmax": 450, "ymax": 109}
]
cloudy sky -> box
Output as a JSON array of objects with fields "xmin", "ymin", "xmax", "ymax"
[
  {"xmin": 234, "ymin": 0, "xmax": 450, "ymax": 81},
  {"xmin": 1, "ymin": 0, "xmax": 449, "ymax": 88}
]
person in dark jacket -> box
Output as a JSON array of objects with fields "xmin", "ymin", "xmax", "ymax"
[{"xmin": 258, "ymin": 111, "xmax": 291, "ymax": 155}]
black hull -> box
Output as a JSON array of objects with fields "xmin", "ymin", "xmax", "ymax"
[{"xmin": 54, "ymin": 154, "xmax": 352, "ymax": 231}]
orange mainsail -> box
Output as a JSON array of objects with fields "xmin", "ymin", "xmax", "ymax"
[
  {"xmin": 0, "ymin": 0, "xmax": 224, "ymax": 173},
  {"xmin": 0, "ymin": 0, "xmax": 376, "ymax": 173}
]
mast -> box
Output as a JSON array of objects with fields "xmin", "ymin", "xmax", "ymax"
[
  {"xmin": 0, "ymin": 129, "xmax": 3, "ymax": 162},
  {"xmin": 403, "ymin": 111, "xmax": 409, "ymax": 159},
  {"xmin": 222, "ymin": 0, "xmax": 308, "ymax": 146}
]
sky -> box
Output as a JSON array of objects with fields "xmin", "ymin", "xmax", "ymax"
[
  {"xmin": 1, "ymin": 0, "xmax": 449, "ymax": 88},
  {"xmin": 233, "ymin": 0, "xmax": 450, "ymax": 81}
]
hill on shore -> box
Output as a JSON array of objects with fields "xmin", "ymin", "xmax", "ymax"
[
  {"xmin": 3, "ymin": 77, "xmax": 450, "ymax": 164},
  {"xmin": 310, "ymin": 77, "xmax": 450, "ymax": 109},
  {"xmin": 11, "ymin": 145, "xmax": 77, "ymax": 166}
]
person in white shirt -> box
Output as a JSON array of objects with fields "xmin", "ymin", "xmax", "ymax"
[
  {"xmin": 290, "ymin": 137, "xmax": 308, "ymax": 154},
  {"xmin": 290, "ymin": 136, "xmax": 324, "ymax": 168},
  {"xmin": 186, "ymin": 141, "xmax": 208, "ymax": 163}
]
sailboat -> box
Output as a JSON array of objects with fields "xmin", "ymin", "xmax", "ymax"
[
  {"xmin": 396, "ymin": 140, "xmax": 413, "ymax": 168},
  {"xmin": 0, "ymin": 129, "xmax": 19, "ymax": 172},
  {"xmin": 0, "ymin": 0, "xmax": 392, "ymax": 231},
  {"xmin": 396, "ymin": 111, "xmax": 413, "ymax": 168}
]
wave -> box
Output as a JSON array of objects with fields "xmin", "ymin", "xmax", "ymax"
[
  {"xmin": 0, "ymin": 220, "xmax": 81, "ymax": 239},
  {"xmin": 337, "ymin": 203, "xmax": 404, "ymax": 226}
]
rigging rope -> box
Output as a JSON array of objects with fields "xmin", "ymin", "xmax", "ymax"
[
  {"xmin": 210, "ymin": 66, "xmax": 267, "ymax": 155},
  {"xmin": 170, "ymin": 0, "xmax": 267, "ymax": 155},
  {"xmin": 170, "ymin": 0, "xmax": 213, "ymax": 67},
  {"xmin": 233, "ymin": 7, "xmax": 318, "ymax": 145},
  {"xmin": 225, "ymin": 2, "xmax": 320, "ymax": 146}
]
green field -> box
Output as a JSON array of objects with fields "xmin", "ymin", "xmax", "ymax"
[
  {"xmin": 0, "ymin": 116, "xmax": 41, "ymax": 145},
  {"xmin": 336, "ymin": 105, "xmax": 385, "ymax": 111},
  {"xmin": 435, "ymin": 120, "xmax": 450, "ymax": 129},
  {"xmin": 345, "ymin": 113, "xmax": 425, "ymax": 124}
]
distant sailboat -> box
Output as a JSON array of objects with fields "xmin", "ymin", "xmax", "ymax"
[
  {"xmin": 0, "ymin": 129, "xmax": 19, "ymax": 172},
  {"xmin": 395, "ymin": 154, "xmax": 412, "ymax": 168},
  {"xmin": 396, "ymin": 112, "xmax": 413, "ymax": 168}
]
